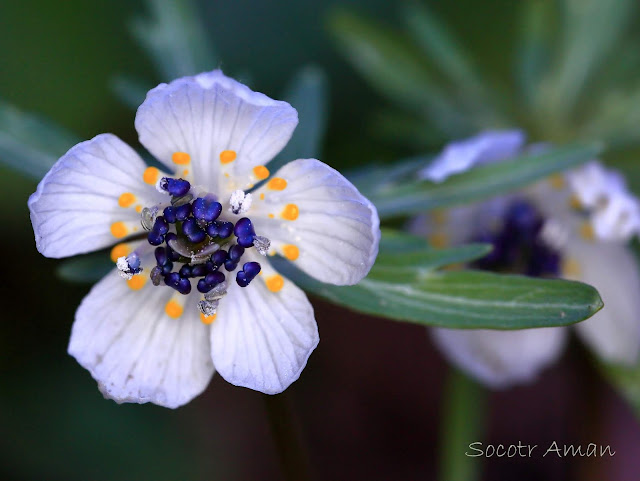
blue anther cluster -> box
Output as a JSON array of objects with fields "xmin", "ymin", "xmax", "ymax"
[
  {"xmin": 148, "ymin": 177, "xmax": 262, "ymax": 294},
  {"xmin": 472, "ymin": 200, "xmax": 560, "ymax": 277}
]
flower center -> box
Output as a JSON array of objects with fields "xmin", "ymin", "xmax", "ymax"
[
  {"xmin": 120, "ymin": 177, "xmax": 270, "ymax": 317},
  {"xmin": 471, "ymin": 200, "xmax": 561, "ymax": 277}
]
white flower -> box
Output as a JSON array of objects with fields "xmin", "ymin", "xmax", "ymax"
[
  {"xmin": 28, "ymin": 70, "xmax": 380, "ymax": 408},
  {"xmin": 410, "ymin": 130, "xmax": 640, "ymax": 388}
]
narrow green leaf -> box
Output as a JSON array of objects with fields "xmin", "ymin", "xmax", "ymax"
[
  {"xmin": 111, "ymin": 75, "xmax": 153, "ymax": 110},
  {"xmin": 539, "ymin": 0, "xmax": 635, "ymax": 119},
  {"xmin": 131, "ymin": 0, "xmax": 217, "ymax": 81},
  {"xmin": 57, "ymin": 254, "xmax": 113, "ymax": 284},
  {"xmin": 515, "ymin": 0, "xmax": 555, "ymax": 107},
  {"xmin": 402, "ymin": 2, "xmax": 488, "ymax": 106},
  {"xmin": 0, "ymin": 100, "xmax": 79, "ymax": 180},
  {"xmin": 328, "ymin": 9, "xmax": 469, "ymax": 137},
  {"xmin": 368, "ymin": 142, "xmax": 603, "ymax": 218},
  {"xmin": 270, "ymin": 66, "xmax": 329, "ymax": 172},
  {"xmin": 272, "ymin": 231, "xmax": 603, "ymax": 329}
]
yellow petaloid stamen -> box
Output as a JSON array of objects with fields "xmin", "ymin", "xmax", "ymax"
[
  {"xmin": 253, "ymin": 165, "xmax": 270, "ymax": 180},
  {"xmin": 143, "ymin": 166, "xmax": 159, "ymax": 185},
  {"xmin": 200, "ymin": 312, "xmax": 217, "ymax": 325},
  {"xmin": 562, "ymin": 258, "xmax": 582, "ymax": 278},
  {"xmin": 430, "ymin": 209, "xmax": 448, "ymax": 226},
  {"xmin": 569, "ymin": 195, "xmax": 582, "ymax": 210},
  {"xmin": 281, "ymin": 204, "xmax": 299, "ymax": 220},
  {"xmin": 172, "ymin": 152, "xmax": 191, "ymax": 165},
  {"xmin": 282, "ymin": 244, "xmax": 299, "ymax": 261},
  {"xmin": 118, "ymin": 192, "xmax": 136, "ymax": 208},
  {"xmin": 579, "ymin": 221, "xmax": 595, "ymax": 241},
  {"xmin": 429, "ymin": 232, "xmax": 449, "ymax": 248},
  {"xmin": 110, "ymin": 243, "xmax": 130, "ymax": 262},
  {"xmin": 220, "ymin": 150, "xmax": 237, "ymax": 164},
  {"xmin": 165, "ymin": 299, "xmax": 184, "ymax": 319},
  {"xmin": 127, "ymin": 275, "xmax": 147, "ymax": 291},
  {"xmin": 267, "ymin": 177, "xmax": 287, "ymax": 190},
  {"xmin": 548, "ymin": 174, "xmax": 566, "ymax": 190},
  {"xmin": 266, "ymin": 274, "xmax": 284, "ymax": 292},
  {"xmin": 110, "ymin": 222, "xmax": 128, "ymax": 238}
]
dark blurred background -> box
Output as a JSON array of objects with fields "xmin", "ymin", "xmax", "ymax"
[{"xmin": 1, "ymin": 1, "xmax": 639, "ymax": 480}]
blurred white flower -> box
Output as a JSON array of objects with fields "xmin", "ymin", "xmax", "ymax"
[{"xmin": 410, "ymin": 130, "xmax": 640, "ymax": 388}]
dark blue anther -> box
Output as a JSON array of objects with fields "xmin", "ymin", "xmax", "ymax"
[
  {"xmin": 236, "ymin": 261, "xmax": 261, "ymax": 287},
  {"xmin": 193, "ymin": 197, "xmax": 222, "ymax": 222},
  {"xmin": 228, "ymin": 245, "xmax": 245, "ymax": 262},
  {"xmin": 206, "ymin": 222, "xmax": 219, "ymax": 237},
  {"xmin": 147, "ymin": 230, "xmax": 164, "ymax": 246},
  {"xmin": 224, "ymin": 259, "xmax": 238, "ymax": 272},
  {"xmin": 243, "ymin": 261, "xmax": 261, "ymax": 279},
  {"xmin": 210, "ymin": 250, "xmax": 227, "ymax": 267},
  {"xmin": 205, "ymin": 271, "xmax": 225, "ymax": 285},
  {"xmin": 155, "ymin": 247, "xmax": 168, "ymax": 266},
  {"xmin": 217, "ymin": 221, "xmax": 233, "ymax": 238},
  {"xmin": 160, "ymin": 177, "xmax": 191, "ymax": 197},
  {"xmin": 175, "ymin": 203, "xmax": 191, "ymax": 221},
  {"xmin": 234, "ymin": 217, "xmax": 255, "ymax": 238},
  {"xmin": 179, "ymin": 265, "xmax": 192, "ymax": 278},
  {"xmin": 236, "ymin": 271, "xmax": 250, "ymax": 287},
  {"xmin": 237, "ymin": 235, "xmax": 255, "ymax": 248},
  {"xmin": 197, "ymin": 278, "xmax": 214, "ymax": 293},
  {"xmin": 183, "ymin": 218, "xmax": 206, "ymax": 243},
  {"xmin": 163, "ymin": 206, "xmax": 177, "ymax": 223},
  {"xmin": 164, "ymin": 272, "xmax": 180, "ymax": 288},
  {"xmin": 205, "ymin": 260, "xmax": 217, "ymax": 273},
  {"xmin": 161, "ymin": 262, "xmax": 173, "ymax": 275},
  {"xmin": 152, "ymin": 216, "xmax": 169, "ymax": 235},
  {"xmin": 191, "ymin": 264, "xmax": 207, "ymax": 277},
  {"xmin": 505, "ymin": 201, "xmax": 542, "ymax": 241},
  {"xmin": 176, "ymin": 276, "xmax": 191, "ymax": 295}
]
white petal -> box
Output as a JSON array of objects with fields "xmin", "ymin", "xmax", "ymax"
[
  {"xmin": 210, "ymin": 258, "xmax": 318, "ymax": 394},
  {"xmin": 135, "ymin": 70, "xmax": 298, "ymax": 194},
  {"xmin": 251, "ymin": 159, "xmax": 380, "ymax": 285},
  {"xmin": 419, "ymin": 130, "xmax": 525, "ymax": 183},
  {"xmin": 28, "ymin": 134, "xmax": 160, "ymax": 258},
  {"xmin": 562, "ymin": 239, "xmax": 640, "ymax": 364},
  {"xmin": 69, "ymin": 270, "xmax": 214, "ymax": 408},
  {"xmin": 431, "ymin": 327, "xmax": 567, "ymax": 388}
]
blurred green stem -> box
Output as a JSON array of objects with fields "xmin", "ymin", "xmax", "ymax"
[
  {"xmin": 439, "ymin": 369, "xmax": 486, "ymax": 481},
  {"xmin": 262, "ymin": 392, "xmax": 313, "ymax": 481}
]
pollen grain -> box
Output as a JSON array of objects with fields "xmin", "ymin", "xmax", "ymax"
[
  {"xmin": 281, "ymin": 204, "xmax": 299, "ymax": 220},
  {"xmin": 127, "ymin": 275, "xmax": 147, "ymax": 290},
  {"xmin": 268, "ymin": 177, "xmax": 287, "ymax": 190},
  {"xmin": 110, "ymin": 222, "xmax": 128, "ymax": 238},
  {"xmin": 110, "ymin": 243, "xmax": 130, "ymax": 262},
  {"xmin": 220, "ymin": 150, "xmax": 237, "ymax": 164},
  {"xmin": 165, "ymin": 300, "xmax": 183, "ymax": 319},
  {"xmin": 143, "ymin": 166, "xmax": 159, "ymax": 185},
  {"xmin": 172, "ymin": 152, "xmax": 191, "ymax": 165},
  {"xmin": 266, "ymin": 274, "xmax": 284, "ymax": 293},
  {"xmin": 282, "ymin": 244, "xmax": 299, "ymax": 261},
  {"xmin": 200, "ymin": 312, "xmax": 217, "ymax": 324},
  {"xmin": 253, "ymin": 165, "xmax": 270, "ymax": 180},
  {"xmin": 118, "ymin": 192, "xmax": 136, "ymax": 208}
]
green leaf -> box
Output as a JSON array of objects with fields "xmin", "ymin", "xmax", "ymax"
[
  {"xmin": 328, "ymin": 9, "xmax": 469, "ymax": 138},
  {"xmin": 272, "ymin": 231, "xmax": 603, "ymax": 329},
  {"xmin": 270, "ymin": 66, "xmax": 329, "ymax": 172},
  {"xmin": 366, "ymin": 142, "xmax": 603, "ymax": 218},
  {"xmin": 538, "ymin": 0, "xmax": 635, "ymax": 119},
  {"xmin": 401, "ymin": 2, "xmax": 490, "ymax": 110},
  {"xmin": 111, "ymin": 75, "xmax": 153, "ymax": 110},
  {"xmin": 597, "ymin": 359, "xmax": 640, "ymax": 419},
  {"xmin": 0, "ymin": 99, "xmax": 79, "ymax": 180},
  {"xmin": 57, "ymin": 253, "xmax": 113, "ymax": 284},
  {"xmin": 131, "ymin": 0, "xmax": 217, "ymax": 81}
]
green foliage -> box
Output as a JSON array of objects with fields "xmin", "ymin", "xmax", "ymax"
[
  {"xmin": 354, "ymin": 142, "xmax": 602, "ymax": 218},
  {"xmin": 597, "ymin": 359, "xmax": 640, "ymax": 420},
  {"xmin": 272, "ymin": 231, "xmax": 603, "ymax": 329},
  {"xmin": 0, "ymin": 100, "xmax": 79, "ymax": 181}
]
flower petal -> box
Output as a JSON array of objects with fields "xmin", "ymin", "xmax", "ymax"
[
  {"xmin": 251, "ymin": 159, "xmax": 380, "ymax": 285},
  {"xmin": 69, "ymin": 270, "xmax": 214, "ymax": 408},
  {"xmin": 419, "ymin": 129, "xmax": 525, "ymax": 183},
  {"xmin": 431, "ymin": 327, "xmax": 567, "ymax": 388},
  {"xmin": 135, "ymin": 70, "xmax": 298, "ymax": 194},
  {"xmin": 210, "ymin": 258, "xmax": 318, "ymax": 394},
  {"xmin": 28, "ymin": 134, "xmax": 161, "ymax": 258},
  {"xmin": 562, "ymin": 239, "xmax": 640, "ymax": 364}
]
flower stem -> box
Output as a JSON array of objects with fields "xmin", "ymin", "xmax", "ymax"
[
  {"xmin": 438, "ymin": 368, "xmax": 486, "ymax": 481},
  {"xmin": 262, "ymin": 392, "xmax": 313, "ymax": 481}
]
